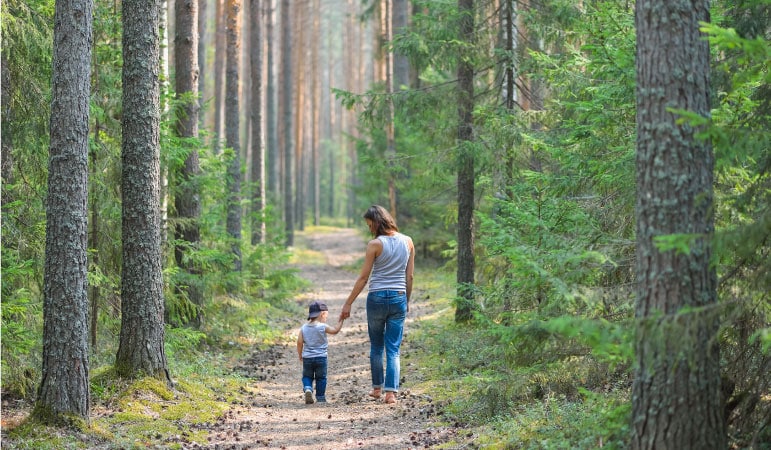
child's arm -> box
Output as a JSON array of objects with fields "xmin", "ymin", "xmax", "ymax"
[
  {"xmin": 326, "ymin": 318, "xmax": 345, "ymax": 335},
  {"xmin": 296, "ymin": 329, "xmax": 304, "ymax": 361}
]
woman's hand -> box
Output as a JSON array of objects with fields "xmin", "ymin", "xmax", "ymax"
[{"xmin": 340, "ymin": 303, "xmax": 351, "ymax": 320}]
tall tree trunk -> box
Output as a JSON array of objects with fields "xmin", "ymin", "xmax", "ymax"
[
  {"xmin": 1, "ymin": 51, "xmax": 12, "ymax": 193},
  {"xmin": 116, "ymin": 0, "xmax": 171, "ymax": 383},
  {"xmin": 89, "ymin": 107, "xmax": 101, "ymax": 348},
  {"xmin": 159, "ymin": 0, "xmax": 171, "ymax": 246},
  {"xmin": 380, "ymin": 0, "xmax": 397, "ymax": 219},
  {"xmin": 240, "ymin": 0, "xmax": 251, "ymax": 160},
  {"xmin": 174, "ymin": 0, "xmax": 203, "ymax": 325},
  {"xmin": 265, "ymin": 0, "xmax": 279, "ymax": 202},
  {"xmin": 293, "ymin": 3, "xmax": 306, "ymax": 232},
  {"xmin": 502, "ymin": 0, "xmax": 515, "ymax": 111},
  {"xmin": 34, "ymin": 0, "xmax": 93, "ymax": 421},
  {"xmin": 311, "ymin": 0, "xmax": 320, "ymax": 226},
  {"xmin": 249, "ymin": 0, "xmax": 265, "ymax": 244},
  {"xmin": 501, "ymin": 0, "xmax": 515, "ymax": 199},
  {"xmin": 342, "ymin": 0, "xmax": 353, "ymax": 223},
  {"xmin": 225, "ymin": 0, "xmax": 243, "ymax": 272},
  {"xmin": 198, "ymin": 0, "xmax": 207, "ymax": 124},
  {"xmin": 632, "ymin": 0, "xmax": 725, "ymax": 448},
  {"xmin": 455, "ymin": 0, "xmax": 475, "ymax": 323},
  {"xmin": 392, "ymin": 0, "xmax": 409, "ymax": 90},
  {"xmin": 280, "ymin": 0, "xmax": 294, "ymax": 246},
  {"xmin": 212, "ymin": 0, "xmax": 226, "ymax": 153}
]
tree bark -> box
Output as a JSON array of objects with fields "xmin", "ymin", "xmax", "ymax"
[
  {"xmin": 265, "ymin": 0, "xmax": 279, "ymax": 202},
  {"xmin": 116, "ymin": 0, "xmax": 171, "ymax": 383},
  {"xmin": 311, "ymin": 0, "xmax": 320, "ymax": 226},
  {"xmin": 455, "ymin": 0, "xmax": 475, "ymax": 323},
  {"xmin": 174, "ymin": 0, "xmax": 204, "ymax": 325},
  {"xmin": 35, "ymin": 0, "xmax": 93, "ymax": 421},
  {"xmin": 212, "ymin": 0, "xmax": 226, "ymax": 152},
  {"xmin": 392, "ymin": 0, "xmax": 409, "ymax": 90},
  {"xmin": 198, "ymin": 0, "xmax": 207, "ymax": 123},
  {"xmin": 89, "ymin": 105, "xmax": 101, "ymax": 347},
  {"xmin": 280, "ymin": 0, "xmax": 294, "ymax": 246},
  {"xmin": 225, "ymin": 0, "xmax": 243, "ymax": 272},
  {"xmin": 1, "ymin": 51, "xmax": 12, "ymax": 192},
  {"xmin": 249, "ymin": 0, "xmax": 266, "ymax": 244},
  {"xmin": 381, "ymin": 0, "xmax": 397, "ymax": 219},
  {"xmin": 293, "ymin": 2, "xmax": 306, "ymax": 232},
  {"xmin": 632, "ymin": 0, "xmax": 726, "ymax": 448}
]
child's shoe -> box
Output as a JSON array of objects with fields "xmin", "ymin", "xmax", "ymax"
[
  {"xmin": 316, "ymin": 396, "xmax": 327, "ymax": 403},
  {"xmin": 304, "ymin": 389, "xmax": 314, "ymax": 404}
]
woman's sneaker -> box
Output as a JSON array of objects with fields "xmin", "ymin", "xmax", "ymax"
[{"xmin": 304, "ymin": 389, "xmax": 314, "ymax": 404}]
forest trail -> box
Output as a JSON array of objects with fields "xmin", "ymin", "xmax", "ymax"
[{"xmin": 211, "ymin": 227, "xmax": 460, "ymax": 449}]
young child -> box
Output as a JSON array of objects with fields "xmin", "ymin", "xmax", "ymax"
[{"xmin": 296, "ymin": 301, "xmax": 344, "ymax": 404}]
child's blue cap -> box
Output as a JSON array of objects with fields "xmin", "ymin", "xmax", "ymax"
[{"xmin": 308, "ymin": 301, "xmax": 328, "ymax": 320}]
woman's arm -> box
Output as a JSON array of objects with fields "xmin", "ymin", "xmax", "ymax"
[
  {"xmin": 405, "ymin": 236, "xmax": 415, "ymax": 311},
  {"xmin": 340, "ymin": 239, "xmax": 381, "ymax": 319}
]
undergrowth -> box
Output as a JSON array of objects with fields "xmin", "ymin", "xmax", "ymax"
[
  {"xmin": 1, "ymin": 245, "xmax": 307, "ymax": 449},
  {"xmin": 408, "ymin": 270, "xmax": 633, "ymax": 449}
]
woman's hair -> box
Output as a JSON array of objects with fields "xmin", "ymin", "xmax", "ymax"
[{"xmin": 363, "ymin": 205, "xmax": 398, "ymax": 237}]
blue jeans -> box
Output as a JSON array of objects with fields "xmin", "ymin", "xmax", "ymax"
[
  {"xmin": 366, "ymin": 290, "xmax": 407, "ymax": 392},
  {"xmin": 302, "ymin": 356, "xmax": 328, "ymax": 400}
]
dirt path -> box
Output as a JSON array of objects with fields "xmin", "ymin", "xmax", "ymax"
[{"xmin": 207, "ymin": 228, "xmax": 459, "ymax": 450}]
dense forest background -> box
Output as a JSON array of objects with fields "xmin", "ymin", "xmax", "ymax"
[{"xmin": 2, "ymin": 0, "xmax": 769, "ymax": 447}]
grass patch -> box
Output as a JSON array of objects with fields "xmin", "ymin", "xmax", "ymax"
[
  {"xmin": 287, "ymin": 246, "xmax": 327, "ymax": 266},
  {"xmin": 2, "ymin": 421, "xmax": 109, "ymax": 450},
  {"xmin": 472, "ymin": 391, "xmax": 630, "ymax": 449}
]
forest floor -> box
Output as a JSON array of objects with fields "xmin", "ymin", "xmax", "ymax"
[
  {"xmin": 205, "ymin": 227, "xmax": 464, "ymax": 449},
  {"xmin": 1, "ymin": 227, "xmax": 467, "ymax": 449}
]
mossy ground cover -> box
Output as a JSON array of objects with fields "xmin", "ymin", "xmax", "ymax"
[
  {"xmin": 2, "ymin": 372, "xmax": 252, "ymax": 449},
  {"xmin": 2, "ymin": 287, "xmax": 296, "ymax": 449}
]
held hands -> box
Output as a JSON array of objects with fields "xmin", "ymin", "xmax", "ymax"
[{"xmin": 339, "ymin": 303, "xmax": 351, "ymax": 320}]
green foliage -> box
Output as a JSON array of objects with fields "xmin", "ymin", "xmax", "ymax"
[
  {"xmin": 704, "ymin": 15, "xmax": 771, "ymax": 443},
  {"xmin": 1, "ymin": 0, "xmax": 54, "ymax": 401},
  {"xmin": 410, "ymin": 287, "xmax": 631, "ymax": 449}
]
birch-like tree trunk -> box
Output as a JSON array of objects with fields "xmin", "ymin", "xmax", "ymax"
[{"xmin": 249, "ymin": 0, "xmax": 266, "ymax": 244}]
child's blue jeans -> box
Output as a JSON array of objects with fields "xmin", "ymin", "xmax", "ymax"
[
  {"xmin": 366, "ymin": 289, "xmax": 407, "ymax": 392},
  {"xmin": 302, "ymin": 356, "xmax": 328, "ymax": 400}
]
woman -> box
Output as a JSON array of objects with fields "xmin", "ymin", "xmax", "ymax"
[{"xmin": 340, "ymin": 205, "xmax": 415, "ymax": 404}]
